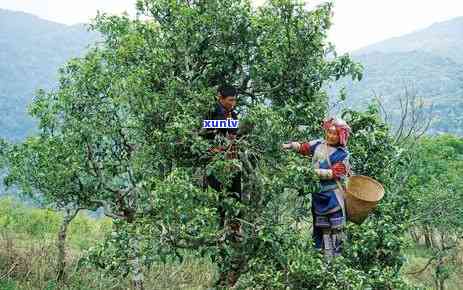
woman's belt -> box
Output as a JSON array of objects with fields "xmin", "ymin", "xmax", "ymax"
[{"xmin": 320, "ymin": 183, "xmax": 338, "ymax": 192}]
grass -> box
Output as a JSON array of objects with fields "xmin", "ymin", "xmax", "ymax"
[
  {"xmin": 0, "ymin": 198, "xmax": 216, "ymax": 289},
  {"xmin": 1, "ymin": 197, "xmax": 463, "ymax": 289},
  {"xmin": 0, "ymin": 236, "xmax": 215, "ymax": 290}
]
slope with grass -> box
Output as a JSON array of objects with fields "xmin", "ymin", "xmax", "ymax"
[{"xmin": 332, "ymin": 17, "xmax": 463, "ymax": 135}]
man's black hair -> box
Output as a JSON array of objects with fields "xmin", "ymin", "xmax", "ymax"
[{"xmin": 218, "ymin": 85, "xmax": 237, "ymax": 98}]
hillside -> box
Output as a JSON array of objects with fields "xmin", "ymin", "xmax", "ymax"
[
  {"xmin": 0, "ymin": 9, "xmax": 99, "ymax": 141},
  {"xmin": 332, "ymin": 17, "xmax": 463, "ymax": 135}
]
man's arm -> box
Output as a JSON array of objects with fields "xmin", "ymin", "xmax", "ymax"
[
  {"xmin": 198, "ymin": 109, "xmax": 226, "ymax": 153},
  {"xmin": 198, "ymin": 109, "xmax": 215, "ymax": 140}
]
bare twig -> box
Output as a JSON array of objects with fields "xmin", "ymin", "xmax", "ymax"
[
  {"xmin": 91, "ymin": 199, "xmax": 127, "ymax": 220},
  {"xmin": 0, "ymin": 260, "xmax": 19, "ymax": 279},
  {"xmin": 405, "ymin": 242, "xmax": 459, "ymax": 275}
]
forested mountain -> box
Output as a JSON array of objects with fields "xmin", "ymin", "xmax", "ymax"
[
  {"xmin": 0, "ymin": 9, "xmax": 99, "ymax": 141},
  {"xmin": 333, "ymin": 17, "xmax": 463, "ymax": 135}
]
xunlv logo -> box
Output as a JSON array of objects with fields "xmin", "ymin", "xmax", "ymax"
[{"xmin": 203, "ymin": 119, "xmax": 239, "ymax": 128}]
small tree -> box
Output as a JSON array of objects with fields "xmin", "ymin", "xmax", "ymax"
[{"xmin": 3, "ymin": 134, "xmax": 98, "ymax": 281}]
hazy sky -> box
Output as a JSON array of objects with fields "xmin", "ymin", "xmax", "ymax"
[{"xmin": 1, "ymin": 0, "xmax": 463, "ymax": 52}]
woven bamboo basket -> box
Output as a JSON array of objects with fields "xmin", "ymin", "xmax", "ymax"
[{"xmin": 344, "ymin": 175, "xmax": 385, "ymax": 225}]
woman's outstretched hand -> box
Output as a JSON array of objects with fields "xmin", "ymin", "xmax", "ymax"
[{"xmin": 281, "ymin": 142, "xmax": 293, "ymax": 150}]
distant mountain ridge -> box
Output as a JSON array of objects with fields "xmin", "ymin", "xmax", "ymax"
[
  {"xmin": 333, "ymin": 16, "xmax": 463, "ymax": 135},
  {"xmin": 0, "ymin": 9, "xmax": 99, "ymax": 141}
]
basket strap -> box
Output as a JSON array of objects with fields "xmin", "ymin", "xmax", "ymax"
[
  {"xmin": 324, "ymin": 142, "xmax": 345, "ymax": 191},
  {"xmin": 324, "ymin": 142, "xmax": 347, "ymax": 221}
]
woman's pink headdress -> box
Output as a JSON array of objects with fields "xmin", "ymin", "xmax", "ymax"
[{"xmin": 323, "ymin": 117, "xmax": 351, "ymax": 147}]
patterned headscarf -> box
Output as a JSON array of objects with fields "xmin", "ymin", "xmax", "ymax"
[{"xmin": 322, "ymin": 117, "xmax": 351, "ymax": 147}]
